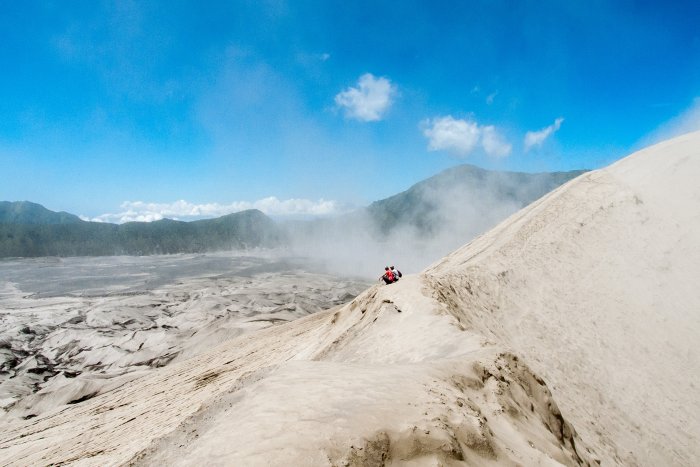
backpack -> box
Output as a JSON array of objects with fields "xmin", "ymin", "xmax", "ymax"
[{"xmin": 385, "ymin": 270, "xmax": 394, "ymax": 282}]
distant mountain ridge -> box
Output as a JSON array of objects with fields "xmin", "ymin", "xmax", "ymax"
[
  {"xmin": 1, "ymin": 164, "xmax": 587, "ymax": 259},
  {"xmin": 366, "ymin": 164, "xmax": 587, "ymax": 235},
  {"xmin": 0, "ymin": 206, "xmax": 283, "ymax": 257},
  {"xmin": 0, "ymin": 201, "xmax": 83, "ymax": 225}
]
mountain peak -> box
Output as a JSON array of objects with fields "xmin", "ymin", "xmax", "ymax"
[{"xmin": 0, "ymin": 201, "xmax": 83, "ymax": 225}]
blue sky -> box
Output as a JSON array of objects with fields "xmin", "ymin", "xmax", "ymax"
[{"xmin": 1, "ymin": 1, "xmax": 699, "ymax": 222}]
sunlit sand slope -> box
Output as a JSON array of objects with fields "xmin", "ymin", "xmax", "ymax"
[{"xmin": 426, "ymin": 131, "xmax": 700, "ymax": 466}]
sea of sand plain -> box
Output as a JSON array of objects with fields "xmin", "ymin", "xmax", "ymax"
[{"xmin": 0, "ymin": 252, "xmax": 369, "ymax": 421}]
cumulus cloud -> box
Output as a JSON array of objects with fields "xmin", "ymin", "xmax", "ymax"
[
  {"xmin": 88, "ymin": 198, "xmax": 342, "ymax": 224},
  {"xmin": 423, "ymin": 116, "xmax": 480, "ymax": 155},
  {"xmin": 481, "ymin": 125, "xmax": 512, "ymax": 157},
  {"xmin": 422, "ymin": 116, "xmax": 511, "ymax": 158},
  {"xmin": 334, "ymin": 73, "xmax": 396, "ymax": 121},
  {"xmin": 524, "ymin": 117, "xmax": 564, "ymax": 151}
]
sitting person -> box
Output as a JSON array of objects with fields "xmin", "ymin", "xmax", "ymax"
[{"xmin": 380, "ymin": 266, "xmax": 395, "ymax": 285}]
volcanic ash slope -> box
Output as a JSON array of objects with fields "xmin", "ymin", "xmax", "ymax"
[
  {"xmin": 424, "ymin": 131, "xmax": 700, "ymax": 466},
  {"xmin": 1, "ymin": 132, "xmax": 699, "ymax": 466}
]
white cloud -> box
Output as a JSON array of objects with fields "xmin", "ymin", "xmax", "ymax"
[
  {"xmin": 524, "ymin": 117, "xmax": 564, "ymax": 151},
  {"xmin": 423, "ymin": 116, "xmax": 480, "ymax": 155},
  {"xmin": 481, "ymin": 125, "xmax": 512, "ymax": 157},
  {"xmin": 422, "ymin": 115, "xmax": 512, "ymax": 158},
  {"xmin": 334, "ymin": 73, "xmax": 396, "ymax": 121},
  {"xmin": 87, "ymin": 198, "xmax": 342, "ymax": 224},
  {"xmin": 486, "ymin": 92, "xmax": 498, "ymax": 105},
  {"xmin": 250, "ymin": 197, "xmax": 339, "ymax": 217}
]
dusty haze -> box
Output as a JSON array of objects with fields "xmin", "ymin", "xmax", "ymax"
[{"xmin": 285, "ymin": 165, "xmax": 583, "ymax": 278}]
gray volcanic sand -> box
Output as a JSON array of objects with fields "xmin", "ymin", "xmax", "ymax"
[{"xmin": 0, "ymin": 252, "xmax": 369, "ymax": 420}]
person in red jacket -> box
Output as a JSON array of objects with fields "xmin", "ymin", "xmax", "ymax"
[{"xmin": 380, "ymin": 266, "xmax": 395, "ymax": 284}]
